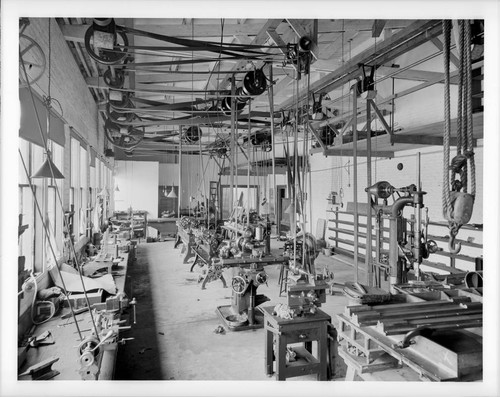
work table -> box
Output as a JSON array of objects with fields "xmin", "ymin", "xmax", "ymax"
[{"xmin": 18, "ymin": 246, "xmax": 132, "ymax": 381}]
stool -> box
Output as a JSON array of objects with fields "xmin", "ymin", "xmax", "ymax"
[{"xmin": 262, "ymin": 306, "xmax": 331, "ymax": 381}]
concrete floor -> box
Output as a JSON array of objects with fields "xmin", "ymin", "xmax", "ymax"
[{"xmin": 115, "ymin": 238, "xmax": 357, "ymax": 381}]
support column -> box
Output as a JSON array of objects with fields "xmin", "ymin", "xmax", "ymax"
[{"xmin": 352, "ymin": 87, "xmax": 359, "ymax": 283}]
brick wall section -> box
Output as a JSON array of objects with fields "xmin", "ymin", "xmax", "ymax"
[{"xmin": 22, "ymin": 18, "xmax": 104, "ymax": 153}]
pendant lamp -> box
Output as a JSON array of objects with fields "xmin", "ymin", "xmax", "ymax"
[
  {"xmin": 32, "ymin": 151, "xmax": 65, "ymax": 179},
  {"xmin": 31, "ymin": 19, "xmax": 65, "ymax": 180},
  {"xmin": 167, "ymin": 185, "xmax": 177, "ymax": 198}
]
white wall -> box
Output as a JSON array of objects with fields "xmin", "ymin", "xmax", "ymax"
[
  {"xmin": 309, "ymin": 144, "xmax": 484, "ymax": 272},
  {"xmin": 114, "ymin": 161, "xmax": 159, "ymax": 218}
]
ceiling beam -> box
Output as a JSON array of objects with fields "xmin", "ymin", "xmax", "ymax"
[
  {"xmin": 310, "ymin": 147, "xmax": 394, "ymax": 158},
  {"xmin": 279, "ymin": 20, "xmax": 443, "ymax": 110},
  {"xmin": 372, "ymin": 20, "xmax": 387, "ymax": 38},
  {"xmin": 376, "ymin": 66, "xmax": 459, "ymax": 84},
  {"xmin": 390, "ymin": 134, "xmax": 478, "ymax": 147}
]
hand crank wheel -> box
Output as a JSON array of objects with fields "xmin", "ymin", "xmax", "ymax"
[{"xmin": 231, "ymin": 275, "xmax": 248, "ymax": 295}]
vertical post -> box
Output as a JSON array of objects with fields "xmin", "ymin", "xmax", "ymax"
[
  {"xmin": 366, "ymin": 99, "xmax": 373, "ymax": 287},
  {"xmin": 268, "ymin": 65, "xmax": 277, "ymax": 230},
  {"xmin": 352, "ymin": 87, "xmax": 359, "ymax": 283},
  {"xmin": 414, "ymin": 152, "xmax": 422, "ymax": 280},
  {"xmin": 178, "ymin": 126, "xmax": 182, "ymax": 218},
  {"xmin": 230, "ymin": 77, "xmax": 236, "ymax": 214},
  {"xmin": 247, "ymin": 100, "xmax": 251, "ymax": 227}
]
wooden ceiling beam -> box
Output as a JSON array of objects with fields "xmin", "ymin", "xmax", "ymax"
[
  {"xmin": 310, "ymin": 147, "xmax": 394, "ymax": 158},
  {"xmin": 390, "ymin": 134, "xmax": 477, "ymax": 147}
]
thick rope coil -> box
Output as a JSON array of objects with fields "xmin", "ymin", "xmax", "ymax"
[
  {"xmin": 442, "ymin": 20, "xmax": 452, "ymax": 219},
  {"xmin": 465, "ymin": 20, "xmax": 476, "ymax": 197}
]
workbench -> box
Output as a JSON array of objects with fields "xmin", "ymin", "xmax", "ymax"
[
  {"xmin": 18, "ymin": 246, "xmax": 132, "ymax": 381},
  {"xmin": 261, "ymin": 306, "xmax": 331, "ymax": 381},
  {"xmin": 174, "ymin": 222, "xmax": 196, "ymax": 264},
  {"xmin": 336, "ymin": 294, "xmax": 483, "ymax": 382}
]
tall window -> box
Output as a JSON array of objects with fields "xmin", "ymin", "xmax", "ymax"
[
  {"xmin": 18, "ymin": 139, "xmax": 36, "ymax": 272},
  {"xmin": 18, "ymin": 138, "xmax": 59, "ymax": 274},
  {"xmin": 70, "ymin": 137, "xmax": 80, "ymax": 238}
]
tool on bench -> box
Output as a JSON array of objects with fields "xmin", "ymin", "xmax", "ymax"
[
  {"xmin": 27, "ymin": 330, "xmax": 55, "ymax": 348},
  {"xmin": 18, "ymin": 357, "xmax": 60, "ymax": 380}
]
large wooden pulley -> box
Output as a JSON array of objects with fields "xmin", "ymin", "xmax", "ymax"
[
  {"xmin": 19, "ymin": 34, "xmax": 46, "ymax": 88},
  {"xmin": 85, "ymin": 19, "xmax": 129, "ymax": 65},
  {"xmin": 104, "ymin": 118, "xmax": 144, "ymax": 150},
  {"xmin": 242, "ymin": 69, "xmax": 267, "ymax": 96}
]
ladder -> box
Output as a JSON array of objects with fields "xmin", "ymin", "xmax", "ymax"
[{"xmin": 209, "ymin": 181, "xmax": 220, "ymax": 224}]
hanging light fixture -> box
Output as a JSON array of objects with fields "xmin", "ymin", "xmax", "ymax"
[
  {"xmin": 31, "ymin": 19, "xmax": 64, "ymax": 180},
  {"xmin": 167, "ymin": 184, "xmax": 177, "ymax": 198},
  {"xmin": 115, "ymin": 185, "xmax": 120, "ymax": 192}
]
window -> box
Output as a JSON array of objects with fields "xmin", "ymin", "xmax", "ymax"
[{"xmin": 18, "ymin": 138, "xmax": 60, "ymax": 274}]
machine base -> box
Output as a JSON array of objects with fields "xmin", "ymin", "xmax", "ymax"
[{"xmin": 216, "ymin": 305, "xmax": 265, "ymax": 332}]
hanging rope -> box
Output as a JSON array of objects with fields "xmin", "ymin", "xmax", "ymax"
[{"xmin": 442, "ymin": 20, "xmax": 476, "ymax": 254}]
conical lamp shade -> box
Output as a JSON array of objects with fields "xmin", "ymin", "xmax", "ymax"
[
  {"xmin": 285, "ymin": 199, "xmax": 301, "ymax": 215},
  {"xmin": 167, "ymin": 187, "xmax": 177, "ymax": 198},
  {"xmin": 32, "ymin": 156, "xmax": 64, "ymax": 179},
  {"xmin": 115, "ymin": 185, "xmax": 120, "ymax": 192}
]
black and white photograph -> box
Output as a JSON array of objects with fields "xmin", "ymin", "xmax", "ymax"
[{"xmin": 1, "ymin": 1, "xmax": 499, "ymax": 396}]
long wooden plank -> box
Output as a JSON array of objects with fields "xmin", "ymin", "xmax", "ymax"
[{"xmin": 383, "ymin": 320, "xmax": 483, "ymax": 335}]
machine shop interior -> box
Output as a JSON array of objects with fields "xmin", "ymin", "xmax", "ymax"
[{"xmin": 3, "ymin": 2, "xmax": 500, "ymax": 396}]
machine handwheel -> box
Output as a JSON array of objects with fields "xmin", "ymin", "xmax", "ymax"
[{"xmin": 231, "ymin": 276, "xmax": 247, "ymax": 295}]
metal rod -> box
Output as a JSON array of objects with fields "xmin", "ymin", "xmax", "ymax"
[
  {"xmin": 247, "ymin": 100, "xmax": 251, "ymax": 227},
  {"xmin": 178, "ymin": 126, "xmax": 182, "ymax": 218},
  {"xmin": 414, "ymin": 152, "xmax": 422, "ymax": 280},
  {"xmin": 352, "ymin": 86, "xmax": 359, "ymax": 284},
  {"xmin": 366, "ymin": 99, "xmax": 373, "ymax": 287},
  {"xmin": 229, "ymin": 77, "xmax": 236, "ymax": 212},
  {"xmin": 268, "ymin": 65, "xmax": 277, "ymax": 231}
]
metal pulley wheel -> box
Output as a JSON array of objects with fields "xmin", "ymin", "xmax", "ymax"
[
  {"xmin": 104, "ymin": 118, "xmax": 144, "ymax": 150},
  {"xmin": 303, "ymin": 233, "xmax": 319, "ymax": 259},
  {"xmin": 107, "ymin": 107, "xmax": 135, "ymax": 124},
  {"xmin": 84, "ymin": 20, "xmax": 129, "ymax": 65},
  {"xmin": 77, "ymin": 335, "xmax": 100, "ymax": 358},
  {"xmin": 298, "ymin": 36, "xmax": 313, "ymax": 52},
  {"xmin": 231, "ymin": 275, "xmax": 248, "ymax": 295},
  {"xmin": 184, "ymin": 126, "xmax": 202, "ymax": 143},
  {"xmin": 103, "ymin": 67, "xmax": 125, "ymax": 88},
  {"xmin": 242, "ymin": 69, "xmax": 267, "ymax": 96},
  {"xmin": 220, "ymin": 96, "xmax": 246, "ymax": 116},
  {"xmin": 19, "ymin": 34, "xmax": 46, "ymax": 88},
  {"xmin": 255, "ymin": 271, "xmax": 267, "ymax": 286}
]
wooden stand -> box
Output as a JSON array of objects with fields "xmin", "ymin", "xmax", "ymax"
[{"xmin": 261, "ymin": 306, "xmax": 331, "ymax": 381}]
